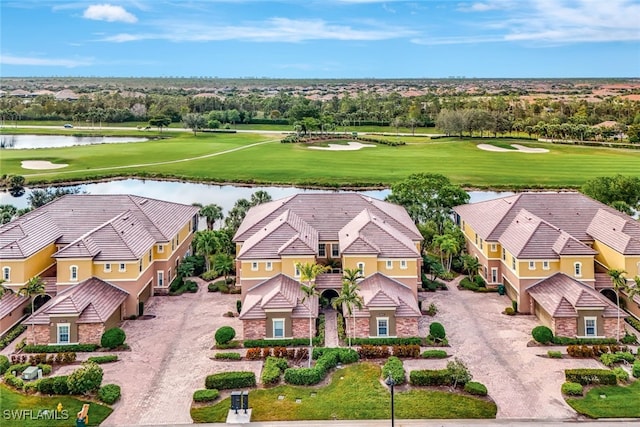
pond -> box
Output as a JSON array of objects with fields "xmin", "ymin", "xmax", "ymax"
[
  {"xmin": 0, "ymin": 178, "xmax": 514, "ymax": 212},
  {"xmin": 0, "ymin": 134, "xmax": 148, "ymax": 149}
]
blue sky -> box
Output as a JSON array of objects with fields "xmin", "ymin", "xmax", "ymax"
[{"xmin": 1, "ymin": 0, "xmax": 639, "ymax": 78}]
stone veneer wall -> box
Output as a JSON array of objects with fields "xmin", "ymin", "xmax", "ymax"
[
  {"xmin": 243, "ymin": 319, "xmax": 266, "ymax": 340},
  {"xmin": 291, "ymin": 318, "xmax": 310, "ymax": 339},
  {"xmin": 78, "ymin": 323, "xmax": 105, "ymax": 345},
  {"xmin": 552, "ymin": 317, "xmax": 577, "ymax": 337},
  {"xmin": 28, "ymin": 325, "xmax": 50, "ymax": 345},
  {"xmin": 603, "ymin": 317, "xmax": 626, "ymax": 338},
  {"xmin": 353, "ymin": 317, "xmax": 370, "ymax": 338},
  {"xmin": 395, "ymin": 317, "xmax": 419, "ymax": 337}
]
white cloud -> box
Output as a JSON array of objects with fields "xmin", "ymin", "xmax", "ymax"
[
  {"xmin": 83, "ymin": 4, "xmax": 138, "ymax": 23},
  {"xmin": 0, "ymin": 55, "xmax": 93, "ymax": 68}
]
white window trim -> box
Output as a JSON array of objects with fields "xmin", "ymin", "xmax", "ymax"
[
  {"xmin": 119, "ymin": 263, "xmax": 126, "ymax": 272},
  {"xmin": 377, "ymin": 317, "xmax": 389, "ymax": 337},
  {"xmin": 386, "ymin": 260, "xmax": 393, "ymax": 270},
  {"xmin": 400, "ymin": 260, "xmax": 407, "ymax": 270},
  {"xmin": 511, "ymin": 257, "xmax": 516, "ymax": 271},
  {"xmin": 318, "ymin": 244, "xmax": 326, "ymax": 257},
  {"xmin": 158, "ymin": 244, "xmax": 164, "ymax": 253},
  {"xmin": 574, "ymin": 262, "xmax": 582, "ymax": 278},
  {"xmin": 357, "ymin": 262, "xmax": 365, "ymax": 276},
  {"xmin": 479, "ymin": 239, "xmax": 483, "ymax": 250},
  {"xmin": 2, "ymin": 266, "xmax": 10, "ymax": 282},
  {"xmin": 490, "ymin": 243, "xmax": 497, "ymax": 252},
  {"xmin": 157, "ymin": 271, "xmax": 164, "ymax": 287},
  {"xmin": 57, "ymin": 323, "xmax": 70, "ymax": 344},
  {"xmin": 584, "ymin": 316, "xmax": 597, "ymax": 337},
  {"xmin": 528, "ymin": 261, "xmax": 535, "ymax": 271},
  {"xmin": 294, "ymin": 264, "xmax": 301, "ymax": 278},
  {"xmin": 331, "ymin": 244, "xmax": 340, "ymax": 258},
  {"xmin": 475, "ymin": 233, "xmax": 478, "ymax": 245},
  {"xmin": 104, "ymin": 263, "xmax": 111, "ymax": 273},
  {"xmin": 502, "ymin": 248, "xmax": 506, "ymax": 261},
  {"xmin": 273, "ymin": 318, "xmax": 285, "ymax": 338},
  {"xmin": 266, "ymin": 261, "xmax": 273, "ymax": 271},
  {"xmin": 543, "ymin": 261, "xmax": 550, "ymax": 270},
  {"xmin": 70, "ymin": 265, "xmax": 78, "ymax": 281},
  {"xmin": 251, "ymin": 262, "xmax": 259, "ymax": 271},
  {"xmin": 148, "ymin": 251, "xmax": 152, "ymax": 262}
]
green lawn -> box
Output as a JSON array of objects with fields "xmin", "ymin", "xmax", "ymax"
[
  {"xmin": 191, "ymin": 363, "xmax": 496, "ymax": 422},
  {"xmin": 1, "ymin": 129, "xmax": 639, "ymax": 189},
  {"xmin": 0, "ymin": 384, "xmax": 113, "ymax": 426},
  {"xmin": 566, "ymin": 381, "xmax": 640, "ymax": 418}
]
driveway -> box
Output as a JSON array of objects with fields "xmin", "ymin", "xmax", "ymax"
[{"xmin": 423, "ymin": 277, "xmax": 603, "ymax": 419}]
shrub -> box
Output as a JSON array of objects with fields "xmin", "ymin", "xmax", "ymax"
[
  {"xmin": 8, "ymin": 363, "xmax": 30, "ymax": 374},
  {"xmin": 552, "ymin": 336, "xmax": 616, "ymax": 345},
  {"xmin": 547, "ymin": 350, "xmax": 562, "ymax": 359},
  {"xmin": 38, "ymin": 377, "xmax": 56, "ymax": 394},
  {"xmin": 215, "ymin": 341, "xmax": 241, "ymax": 350},
  {"xmin": 633, "ymin": 360, "xmax": 640, "ymax": 378},
  {"xmin": 532, "ymin": 326, "xmax": 553, "ymax": 344},
  {"xmin": 283, "ymin": 367, "xmax": 323, "ymax": 385},
  {"xmin": 429, "ymin": 322, "xmax": 446, "ymax": 341},
  {"xmin": 600, "ymin": 352, "xmax": 635, "ymax": 367},
  {"xmin": 504, "ymin": 307, "xmax": 515, "ymax": 315},
  {"xmin": 358, "ymin": 345, "xmax": 390, "ymax": 359},
  {"xmin": 567, "ymin": 345, "xmax": 594, "ymax": 358},
  {"xmin": 425, "ymin": 303, "xmax": 438, "ymax": 316},
  {"xmin": 98, "ymin": 384, "xmax": 121, "ymax": 404},
  {"xmin": 53, "ymin": 375, "xmax": 70, "ymax": 395},
  {"xmin": 3, "ymin": 372, "xmax": 24, "ymax": 389},
  {"xmin": 421, "ymin": 350, "xmax": 448, "ymax": 359},
  {"xmin": 382, "ymin": 356, "xmax": 405, "ymax": 385},
  {"xmin": 193, "ymin": 389, "xmax": 219, "ymax": 403},
  {"xmin": 621, "ymin": 332, "xmax": 637, "ymax": 344},
  {"xmin": 201, "ymin": 270, "xmax": 218, "ymax": 282},
  {"xmin": 22, "ymin": 344, "xmax": 98, "ymax": 353},
  {"xmin": 392, "ymin": 345, "xmax": 420, "ymax": 358},
  {"xmin": 0, "ymin": 355, "xmax": 9, "ymax": 374},
  {"xmin": 261, "ymin": 357, "xmax": 288, "ymax": 385},
  {"xmin": 100, "ymin": 328, "xmax": 126, "ymax": 349},
  {"xmin": 612, "ymin": 367, "xmax": 629, "ymax": 383},
  {"xmin": 464, "ymin": 381, "xmax": 488, "ymax": 396},
  {"xmin": 409, "ymin": 369, "xmax": 451, "ymax": 386},
  {"xmin": 312, "ymin": 347, "xmax": 359, "ymax": 364},
  {"xmin": 88, "ymin": 355, "xmax": 118, "ymax": 364},
  {"xmin": 447, "ymin": 358, "xmax": 472, "ymax": 388},
  {"xmin": 215, "ymin": 326, "xmax": 236, "ymax": 345},
  {"xmin": 351, "ymin": 337, "xmax": 422, "ymax": 346},
  {"xmin": 561, "ymin": 382, "xmax": 583, "ymax": 396},
  {"xmin": 626, "ymin": 316, "xmax": 640, "ymax": 332},
  {"xmin": 0, "ymin": 324, "xmax": 27, "ymax": 350},
  {"xmin": 284, "ymin": 348, "xmax": 357, "ymax": 386},
  {"xmin": 214, "ymin": 352, "xmax": 241, "ymax": 360},
  {"xmin": 564, "ymin": 368, "xmax": 617, "ymax": 385},
  {"xmin": 205, "ymin": 371, "xmax": 256, "ymax": 390},
  {"xmin": 37, "ymin": 363, "xmax": 52, "ymax": 375},
  {"xmin": 24, "ymin": 380, "xmax": 41, "ymax": 394},
  {"xmin": 244, "ymin": 338, "xmax": 321, "ymax": 348},
  {"xmin": 236, "ymin": 300, "xmax": 242, "ymax": 314},
  {"xmin": 207, "ymin": 282, "xmax": 218, "ymax": 292},
  {"xmin": 67, "ymin": 362, "xmax": 104, "ymax": 395}
]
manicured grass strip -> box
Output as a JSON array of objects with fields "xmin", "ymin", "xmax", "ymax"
[
  {"xmin": 0, "ymin": 383, "xmax": 113, "ymax": 427},
  {"xmin": 566, "ymin": 381, "xmax": 640, "ymax": 418},
  {"xmin": 191, "ymin": 363, "xmax": 496, "ymax": 422}
]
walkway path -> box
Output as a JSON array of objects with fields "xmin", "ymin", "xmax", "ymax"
[{"xmin": 323, "ymin": 309, "xmax": 339, "ymax": 348}]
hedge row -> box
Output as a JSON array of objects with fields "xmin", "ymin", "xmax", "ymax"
[
  {"xmin": 464, "ymin": 381, "xmax": 488, "ymax": 396},
  {"xmin": 205, "ymin": 371, "xmax": 256, "ymax": 390},
  {"xmin": 246, "ymin": 347, "xmax": 308, "ymax": 360},
  {"xmin": 261, "ymin": 357, "xmax": 288, "ymax": 385},
  {"xmin": 214, "ymin": 352, "xmax": 242, "ymax": 360},
  {"xmin": 351, "ymin": 337, "xmax": 422, "ymax": 346},
  {"xmin": 193, "ymin": 389, "xmax": 220, "ymax": 403},
  {"xmin": 409, "ymin": 369, "xmax": 452, "ymax": 386},
  {"xmin": 564, "ymin": 369, "xmax": 617, "ymax": 385},
  {"xmin": 243, "ymin": 338, "xmax": 320, "ymax": 348},
  {"xmin": 284, "ymin": 348, "xmax": 359, "ymax": 386},
  {"xmin": 0, "ymin": 324, "xmax": 27, "ymax": 350},
  {"xmin": 421, "ymin": 350, "xmax": 448, "ymax": 359},
  {"xmin": 22, "ymin": 344, "xmax": 99, "ymax": 353},
  {"xmin": 358, "ymin": 344, "xmax": 420, "ymax": 359},
  {"xmin": 381, "ymin": 356, "xmax": 405, "ymax": 385},
  {"xmin": 626, "ymin": 316, "xmax": 640, "ymax": 332},
  {"xmin": 567, "ymin": 344, "xmax": 630, "ymax": 358},
  {"xmin": 552, "ymin": 336, "xmax": 617, "ymax": 345},
  {"xmin": 87, "ymin": 355, "xmax": 119, "ymax": 364},
  {"xmin": 12, "ymin": 352, "xmax": 77, "ymax": 365},
  {"xmin": 600, "ymin": 352, "xmax": 635, "ymax": 367},
  {"xmin": 633, "ymin": 360, "xmax": 640, "ymax": 378},
  {"xmin": 561, "ymin": 382, "xmax": 583, "ymax": 396}
]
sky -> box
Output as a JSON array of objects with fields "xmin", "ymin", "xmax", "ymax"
[{"xmin": 1, "ymin": 0, "xmax": 639, "ymax": 78}]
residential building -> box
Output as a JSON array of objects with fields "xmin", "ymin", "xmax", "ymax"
[
  {"xmin": 454, "ymin": 192, "xmax": 637, "ymax": 338},
  {"xmin": 0, "ymin": 194, "xmax": 199, "ymax": 344},
  {"xmin": 234, "ymin": 194, "xmax": 422, "ymax": 340}
]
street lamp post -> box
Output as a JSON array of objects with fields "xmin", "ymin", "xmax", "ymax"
[{"xmin": 385, "ymin": 375, "xmax": 396, "ymax": 427}]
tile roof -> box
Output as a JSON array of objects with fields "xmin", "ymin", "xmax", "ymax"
[
  {"xmin": 239, "ymin": 274, "xmax": 317, "ymax": 320},
  {"xmin": 0, "ymin": 292, "xmax": 29, "ymax": 319},
  {"xmin": 587, "ymin": 209, "xmax": 640, "ymax": 255},
  {"xmin": 0, "ymin": 211, "xmax": 62, "ymax": 259},
  {"xmin": 527, "ymin": 273, "xmax": 624, "ymax": 318},
  {"xmin": 26, "ymin": 277, "xmax": 128, "ymax": 325},
  {"xmin": 352, "ymin": 273, "xmax": 421, "ymax": 318}
]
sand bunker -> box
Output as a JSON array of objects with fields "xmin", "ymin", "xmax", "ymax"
[
  {"xmin": 308, "ymin": 141, "xmax": 376, "ymax": 151},
  {"xmin": 477, "ymin": 143, "xmax": 549, "ymax": 153},
  {"xmin": 21, "ymin": 160, "xmax": 69, "ymax": 170}
]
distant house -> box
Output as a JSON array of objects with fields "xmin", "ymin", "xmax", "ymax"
[
  {"xmin": 234, "ymin": 194, "xmax": 422, "ymax": 340},
  {"xmin": 454, "ymin": 192, "xmax": 639, "ymax": 338},
  {"xmin": 0, "ymin": 194, "xmax": 199, "ymax": 345}
]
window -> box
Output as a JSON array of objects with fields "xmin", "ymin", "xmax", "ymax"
[
  {"xmin": 318, "ymin": 244, "xmax": 326, "ymax": 257},
  {"xmin": 273, "ymin": 319, "xmax": 285, "ymax": 338},
  {"xmin": 529, "ymin": 261, "xmax": 535, "ymax": 270},
  {"xmin": 171, "ymin": 240, "xmax": 175, "ymax": 251},
  {"xmin": 357, "ymin": 262, "xmax": 365, "ymax": 276},
  {"xmin": 511, "ymin": 257, "xmax": 516, "ymax": 271},
  {"xmin": 377, "ymin": 318, "xmax": 389, "ymax": 337},
  {"xmin": 574, "ymin": 262, "xmax": 582, "ymax": 277},
  {"xmin": 70, "ymin": 265, "xmax": 78, "ymax": 281},
  {"xmin": 119, "ymin": 263, "xmax": 126, "ymax": 272},
  {"xmin": 475, "ymin": 233, "xmax": 478, "ymax": 245},
  {"xmin": 491, "ymin": 268, "xmax": 498, "ymax": 283},
  {"xmin": 400, "ymin": 260, "xmax": 407, "ymax": 270},
  {"xmin": 386, "ymin": 260, "xmax": 392, "ymax": 270},
  {"xmin": 251, "ymin": 262, "xmax": 258, "ymax": 271},
  {"xmin": 57, "ymin": 324, "xmax": 70, "ymax": 344},
  {"xmin": 294, "ymin": 263, "xmax": 301, "ymax": 277},
  {"xmin": 157, "ymin": 271, "xmax": 164, "ymax": 287},
  {"xmin": 331, "ymin": 244, "xmax": 339, "ymax": 258},
  {"xmin": 584, "ymin": 317, "xmax": 596, "ymax": 337},
  {"xmin": 168, "ymin": 268, "xmax": 172, "ymax": 280},
  {"xmin": 139, "ymin": 260, "xmax": 143, "ymax": 273},
  {"xmin": 176, "ymin": 234, "xmax": 180, "ymax": 246},
  {"xmin": 266, "ymin": 261, "xmax": 273, "ymax": 271},
  {"xmin": 490, "ymin": 243, "xmax": 497, "ymax": 252},
  {"xmin": 148, "ymin": 251, "xmax": 152, "ymax": 262},
  {"xmin": 104, "ymin": 263, "xmax": 111, "ymax": 273},
  {"xmin": 480, "ymin": 239, "xmax": 484, "ymax": 250},
  {"xmin": 158, "ymin": 244, "xmax": 164, "ymax": 253},
  {"xmin": 543, "ymin": 261, "xmax": 550, "ymax": 270},
  {"xmin": 502, "ymin": 248, "xmax": 506, "ymax": 261},
  {"xmin": 2, "ymin": 267, "xmax": 10, "ymax": 281}
]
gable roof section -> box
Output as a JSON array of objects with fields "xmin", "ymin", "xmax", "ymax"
[
  {"xmin": 527, "ymin": 273, "xmax": 623, "ymax": 318},
  {"xmin": 239, "ymin": 274, "xmax": 317, "ymax": 320},
  {"xmin": 587, "ymin": 209, "xmax": 640, "ymax": 255},
  {"xmin": 27, "ymin": 277, "xmax": 128, "ymax": 325},
  {"xmin": 0, "ymin": 292, "xmax": 29, "ymax": 319},
  {"xmin": 353, "ymin": 273, "xmax": 421, "ymax": 318},
  {"xmin": 0, "ymin": 211, "xmax": 62, "ymax": 259}
]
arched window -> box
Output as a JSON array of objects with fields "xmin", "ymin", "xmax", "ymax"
[
  {"xmin": 574, "ymin": 262, "xmax": 582, "ymax": 278},
  {"xmin": 2, "ymin": 267, "xmax": 10, "ymax": 282},
  {"xmin": 70, "ymin": 265, "xmax": 78, "ymax": 281},
  {"xmin": 357, "ymin": 262, "xmax": 365, "ymax": 276}
]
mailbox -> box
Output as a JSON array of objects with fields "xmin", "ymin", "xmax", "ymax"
[
  {"xmin": 242, "ymin": 391, "xmax": 249, "ymax": 413},
  {"xmin": 230, "ymin": 391, "xmax": 242, "ymax": 413}
]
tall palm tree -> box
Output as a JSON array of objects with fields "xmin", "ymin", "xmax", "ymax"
[
  {"xmin": 333, "ymin": 268, "xmax": 364, "ymax": 348},
  {"xmin": 0, "ymin": 279, "xmax": 14, "ymax": 298},
  {"xmin": 607, "ymin": 268, "xmax": 627, "ymax": 342},
  {"xmin": 250, "ymin": 191, "xmax": 272, "ymax": 206},
  {"xmin": 296, "ymin": 262, "xmax": 329, "ymax": 367},
  {"xmin": 194, "ymin": 230, "xmax": 218, "ymax": 272},
  {"xmin": 199, "ymin": 204, "xmax": 224, "ymax": 230},
  {"xmin": 462, "ymin": 254, "xmax": 481, "ymax": 279},
  {"xmin": 19, "ymin": 276, "xmax": 45, "ymax": 343},
  {"xmin": 213, "ymin": 253, "xmax": 234, "ymax": 283}
]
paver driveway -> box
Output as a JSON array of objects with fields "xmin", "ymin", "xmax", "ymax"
[{"xmin": 424, "ymin": 278, "xmax": 604, "ymax": 420}]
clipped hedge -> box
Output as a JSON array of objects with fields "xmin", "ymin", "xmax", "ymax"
[
  {"xmin": 464, "ymin": 381, "xmax": 488, "ymax": 396},
  {"xmin": 38, "ymin": 377, "xmax": 56, "ymax": 394},
  {"xmin": 53, "ymin": 375, "xmax": 70, "ymax": 395},
  {"xmin": 312, "ymin": 347, "xmax": 359, "ymax": 364},
  {"xmin": 215, "ymin": 326, "xmax": 236, "ymax": 346},
  {"xmin": 552, "ymin": 336, "xmax": 616, "ymax": 345},
  {"xmin": 547, "ymin": 350, "xmax": 563, "ymax": 359},
  {"xmin": 285, "ymin": 348, "xmax": 359, "ymax": 386},
  {"xmin": 22, "ymin": 344, "xmax": 98, "ymax": 353},
  {"xmin": 351, "ymin": 337, "xmax": 422, "ymax": 346},
  {"xmin": 244, "ymin": 338, "xmax": 321, "ymax": 348},
  {"xmin": 0, "ymin": 324, "xmax": 27, "ymax": 350},
  {"xmin": 632, "ymin": 360, "xmax": 640, "ymax": 378},
  {"xmin": 88, "ymin": 355, "xmax": 118, "ymax": 364},
  {"xmin": 0, "ymin": 355, "xmax": 10, "ymax": 374},
  {"xmin": 98, "ymin": 384, "xmax": 121, "ymax": 404},
  {"xmin": 409, "ymin": 369, "xmax": 452, "ymax": 386},
  {"xmin": 612, "ymin": 367, "xmax": 629, "ymax": 383},
  {"xmin": 600, "ymin": 352, "xmax": 635, "ymax": 367},
  {"xmin": 421, "ymin": 350, "xmax": 448, "ymax": 359},
  {"xmin": 532, "ymin": 326, "xmax": 553, "ymax": 344},
  {"xmin": 4, "ymin": 372, "xmax": 24, "ymax": 389},
  {"xmin": 382, "ymin": 356, "xmax": 406, "ymax": 385},
  {"xmin": 564, "ymin": 368, "xmax": 617, "ymax": 385},
  {"xmin": 101, "ymin": 328, "xmax": 126, "ymax": 349},
  {"xmin": 261, "ymin": 357, "xmax": 288, "ymax": 385},
  {"xmin": 205, "ymin": 371, "xmax": 256, "ymax": 390},
  {"xmin": 193, "ymin": 389, "xmax": 220, "ymax": 403},
  {"xmin": 561, "ymin": 381, "xmax": 583, "ymax": 396},
  {"xmin": 214, "ymin": 352, "xmax": 242, "ymax": 360}
]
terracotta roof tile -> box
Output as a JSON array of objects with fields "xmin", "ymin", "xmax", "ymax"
[
  {"xmin": 587, "ymin": 209, "xmax": 640, "ymax": 255},
  {"xmin": 0, "ymin": 293, "xmax": 29, "ymax": 319},
  {"xmin": 352, "ymin": 273, "xmax": 420, "ymax": 318},
  {"xmin": 0, "ymin": 211, "xmax": 62, "ymax": 259},
  {"xmin": 239, "ymin": 274, "xmax": 317, "ymax": 320}
]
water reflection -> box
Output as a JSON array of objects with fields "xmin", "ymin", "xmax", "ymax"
[{"xmin": 0, "ymin": 135, "xmax": 148, "ymax": 149}]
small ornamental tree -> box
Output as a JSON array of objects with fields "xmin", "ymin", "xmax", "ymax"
[
  {"xmin": 101, "ymin": 327, "xmax": 126, "ymax": 349},
  {"xmin": 215, "ymin": 326, "xmax": 236, "ymax": 345},
  {"xmin": 67, "ymin": 362, "xmax": 104, "ymax": 395},
  {"xmin": 429, "ymin": 322, "xmax": 446, "ymax": 341},
  {"xmin": 532, "ymin": 326, "xmax": 554, "ymax": 344}
]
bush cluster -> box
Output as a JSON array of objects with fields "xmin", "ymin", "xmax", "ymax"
[
  {"xmin": 564, "ymin": 368, "xmax": 617, "ymax": 385},
  {"xmin": 87, "ymin": 355, "xmax": 118, "ymax": 364},
  {"xmin": 22, "ymin": 344, "xmax": 98, "ymax": 353},
  {"xmin": 531, "ymin": 326, "xmax": 554, "ymax": 344},
  {"xmin": 429, "ymin": 322, "xmax": 446, "ymax": 342},
  {"xmin": 357, "ymin": 344, "xmax": 420, "ymax": 359},
  {"xmin": 215, "ymin": 326, "xmax": 236, "ymax": 345},
  {"xmin": 11, "ymin": 352, "xmax": 76, "ymax": 365},
  {"xmin": 0, "ymin": 324, "xmax": 27, "ymax": 350},
  {"xmin": 214, "ymin": 352, "xmax": 242, "ymax": 360},
  {"xmin": 350, "ymin": 337, "xmax": 422, "ymax": 346},
  {"xmin": 101, "ymin": 328, "xmax": 126, "ymax": 349},
  {"xmin": 284, "ymin": 348, "xmax": 359, "ymax": 386},
  {"xmin": 193, "ymin": 389, "xmax": 220, "ymax": 403},
  {"xmin": 7, "ymin": 363, "xmax": 31, "ymax": 374},
  {"xmin": 626, "ymin": 316, "xmax": 640, "ymax": 332},
  {"xmin": 552, "ymin": 336, "xmax": 617, "ymax": 345},
  {"xmin": 381, "ymin": 356, "xmax": 406, "ymax": 385},
  {"xmin": 208, "ymin": 280, "xmax": 230, "ymax": 293},
  {"xmin": 600, "ymin": 352, "xmax": 635, "ymax": 367},
  {"xmin": 567, "ymin": 344, "xmax": 629, "ymax": 358},
  {"xmin": 37, "ymin": 377, "xmax": 55, "ymax": 394},
  {"xmin": 632, "ymin": 360, "xmax": 640, "ymax": 378},
  {"xmin": 547, "ymin": 351, "xmax": 563, "ymax": 359},
  {"xmin": 409, "ymin": 369, "xmax": 452, "ymax": 386},
  {"xmin": 421, "ymin": 350, "xmax": 448, "ymax": 359},
  {"xmin": 205, "ymin": 371, "xmax": 256, "ymax": 390},
  {"xmin": 4, "ymin": 372, "xmax": 24, "ymax": 389},
  {"xmin": 244, "ymin": 338, "xmax": 321, "ymax": 348},
  {"xmin": 561, "ymin": 381, "xmax": 583, "ymax": 396},
  {"xmin": 245, "ymin": 347, "xmax": 308, "ymax": 361},
  {"xmin": 98, "ymin": 384, "xmax": 121, "ymax": 404},
  {"xmin": 53, "ymin": 375, "xmax": 69, "ymax": 395},
  {"xmin": 612, "ymin": 367, "xmax": 629, "ymax": 383},
  {"xmin": 464, "ymin": 381, "xmax": 488, "ymax": 396},
  {"xmin": 312, "ymin": 347, "xmax": 359, "ymax": 363},
  {"xmin": 0, "ymin": 355, "xmax": 10, "ymax": 374},
  {"xmin": 67, "ymin": 362, "xmax": 104, "ymax": 395},
  {"xmin": 459, "ymin": 276, "xmax": 496, "ymax": 292},
  {"xmin": 261, "ymin": 357, "xmax": 288, "ymax": 385}
]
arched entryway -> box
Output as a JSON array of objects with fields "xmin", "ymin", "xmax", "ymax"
[
  {"xmin": 600, "ymin": 289, "xmax": 626, "ymax": 309},
  {"xmin": 320, "ymin": 289, "xmax": 339, "ymax": 309}
]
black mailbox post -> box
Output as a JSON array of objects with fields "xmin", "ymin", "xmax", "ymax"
[
  {"xmin": 242, "ymin": 391, "xmax": 249, "ymax": 413},
  {"xmin": 230, "ymin": 391, "xmax": 242, "ymax": 413}
]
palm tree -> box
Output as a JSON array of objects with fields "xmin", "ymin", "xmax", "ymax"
[
  {"xmin": 19, "ymin": 276, "xmax": 45, "ymax": 343},
  {"xmin": 607, "ymin": 268, "xmax": 628, "ymax": 342},
  {"xmin": 213, "ymin": 253, "xmax": 234, "ymax": 283},
  {"xmin": 199, "ymin": 204, "xmax": 224, "ymax": 230},
  {"xmin": 0, "ymin": 279, "xmax": 14, "ymax": 298},
  {"xmin": 332, "ymin": 268, "xmax": 364, "ymax": 348},
  {"xmin": 250, "ymin": 191, "xmax": 272, "ymax": 206},
  {"xmin": 433, "ymin": 234, "xmax": 460, "ymax": 273},
  {"xmin": 296, "ymin": 262, "xmax": 329, "ymax": 367},
  {"xmin": 194, "ymin": 230, "xmax": 218, "ymax": 272},
  {"xmin": 461, "ymin": 254, "xmax": 481, "ymax": 279}
]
